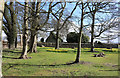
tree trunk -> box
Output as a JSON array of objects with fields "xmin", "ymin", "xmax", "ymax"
[
  {"xmin": 28, "ymin": 33, "xmax": 37, "ymax": 53},
  {"xmin": 0, "ymin": 0, "xmax": 4, "ymax": 77},
  {"xmin": 11, "ymin": 2, "xmax": 16, "ymax": 49},
  {"xmin": 55, "ymin": 21, "xmax": 60, "ymax": 49},
  {"xmin": 15, "ymin": 36, "xmax": 17, "ymax": 48},
  {"xmin": 74, "ymin": 30, "xmax": 82, "ymax": 63},
  {"xmin": 55, "ymin": 30, "xmax": 59, "ymax": 49},
  {"xmin": 6, "ymin": 2, "xmax": 17, "ymax": 50},
  {"xmin": 27, "ymin": 2, "xmax": 40, "ymax": 53},
  {"xmin": 74, "ymin": 2, "xmax": 84, "ymax": 63},
  {"xmin": 33, "ymin": 35, "xmax": 37, "ymax": 52},
  {"xmin": 19, "ymin": 1, "xmax": 28, "ymax": 59},
  {"xmin": 8, "ymin": 30, "xmax": 15, "ymax": 49},
  {"xmin": 29, "ymin": 33, "xmax": 34, "ymax": 52},
  {"xmin": 9, "ymin": 41, "xmax": 15, "ymax": 50},
  {"xmin": 90, "ymin": 13, "xmax": 95, "ymax": 52},
  {"xmin": 31, "ymin": 2, "xmax": 41, "ymax": 52},
  {"xmin": 32, "ymin": 2, "xmax": 41, "ymax": 52}
]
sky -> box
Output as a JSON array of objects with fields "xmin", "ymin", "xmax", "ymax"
[
  {"xmin": 65, "ymin": 2, "xmax": 119, "ymax": 43},
  {"xmin": 2, "ymin": 1, "xmax": 120, "ymax": 43},
  {"xmin": 4, "ymin": 0, "xmax": 120, "ymax": 2}
]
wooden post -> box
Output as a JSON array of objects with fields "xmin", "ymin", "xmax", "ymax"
[{"xmin": 0, "ymin": 0, "xmax": 4, "ymax": 77}]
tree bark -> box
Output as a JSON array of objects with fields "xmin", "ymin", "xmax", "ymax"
[
  {"xmin": 0, "ymin": 0, "xmax": 4, "ymax": 77},
  {"xmin": 15, "ymin": 36, "xmax": 17, "ymax": 48},
  {"xmin": 33, "ymin": 35, "xmax": 37, "ymax": 52},
  {"xmin": 8, "ymin": 32, "xmax": 15, "ymax": 49},
  {"xmin": 90, "ymin": 13, "xmax": 95, "ymax": 52},
  {"xmin": 8, "ymin": 41, "xmax": 15, "ymax": 49},
  {"xmin": 55, "ymin": 29, "xmax": 59, "ymax": 49},
  {"xmin": 74, "ymin": 29, "xmax": 82, "ymax": 63},
  {"xmin": 10, "ymin": 2, "xmax": 17, "ymax": 50},
  {"xmin": 29, "ymin": 33, "xmax": 34, "ymax": 52},
  {"xmin": 28, "ymin": 33, "xmax": 37, "ymax": 53},
  {"xmin": 55, "ymin": 21, "xmax": 60, "ymax": 49},
  {"xmin": 19, "ymin": 1, "xmax": 29, "ymax": 59},
  {"xmin": 74, "ymin": 2, "xmax": 84, "ymax": 63}
]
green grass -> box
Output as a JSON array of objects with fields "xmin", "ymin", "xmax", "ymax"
[{"xmin": 2, "ymin": 47, "xmax": 119, "ymax": 76}]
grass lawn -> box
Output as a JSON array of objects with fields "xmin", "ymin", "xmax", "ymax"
[{"xmin": 2, "ymin": 47, "xmax": 119, "ymax": 76}]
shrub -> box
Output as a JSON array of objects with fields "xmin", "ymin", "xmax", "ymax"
[
  {"xmin": 67, "ymin": 32, "xmax": 89, "ymax": 43},
  {"xmin": 41, "ymin": 38, "xmax": 44, "ymax": 42}
]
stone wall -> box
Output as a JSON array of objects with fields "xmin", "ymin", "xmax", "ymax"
[
  {"xmin": 38, "ymin": 42, "xmax": 118, "ymax": 48},
  {"xmin": 3, "ymin": 42, "xmax": 118, "ymax": 49}
]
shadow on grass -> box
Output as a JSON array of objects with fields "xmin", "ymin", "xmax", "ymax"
[
  {"xmin": 73, "ymin": 50, "xmax": 100, "ymax": 53},
  {"xmin": 79, "ymin": 51, "xmax": 100, "ymax": 53},
  {"xmin": 2, "ymin": 56, "xmax": 18, "ymax": 59},
  {"xmin": 3, "ymin": 50, "xmax": 22, "ymax": 54},
  {"xmin": 87, "ymin": 51, "xmax": 100, "ymax": 52},
  {"xmin": 3, "ymin": 62, "xmax": 76, "ymax": 71},
  {"xmin": 6, "ymin": 61, "xmax": 91, "ymax": 68},
  {"xmin": 102, "ymin": 50, "xmax": 117, "ymax": 52},
  {"xmin": 7, "ymin": 62, "xmax": 75, "ymax": 67},
  {"xmin": 99, "ymin": 69, "xmax": 120, "ymax": 71}
]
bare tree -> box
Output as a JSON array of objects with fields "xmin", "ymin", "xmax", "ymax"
[
  {"xmin": 28, "ymin": 2, "xmax": 41, "ymax": 53},
  {"xmin": 16, "ymin": 1, "xmax": 52, "ymax": 53},
  {"xmin": 50, "ymin": 18, "xmax": 71, "ymax": 42},
  {"xmin": 74, "ymin": 2, "xmax": 84, "ymax": 63},
  {"xmin": 74, "ymin": 2, "xmax": 90, "ymax": 63},
  {"xmin": 96, "ymin": 21, "xmax": 119, "ymax": 44},
  {"xmin": 27, "ymin": 2, "xmax": 52, "ymax": 53},
  {"xmin": 50, "ymin": 2, "xmax": 78, "ymax": 49},
  {"xmin": 19, "ymin": 0, "xmax": 29, "ymax": 59},
  {"xmin": 3, "ymin": 2, "xmax": 17, "ymax": 49},
  {"xmin": 87, "ymin": 2, "xmax": 110, "ymax": 52}
]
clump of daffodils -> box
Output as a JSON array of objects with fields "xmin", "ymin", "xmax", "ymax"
[{"xmin": 47, "ymin": 49, "xmax": 68, "ymax": 52}]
